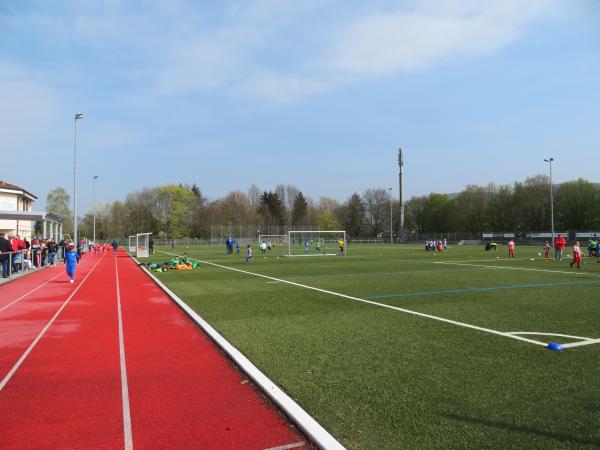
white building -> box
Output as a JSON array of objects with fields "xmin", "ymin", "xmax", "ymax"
[{"xmin": 0, "ymin": 181, "xmax": 63, "ymax": 241}]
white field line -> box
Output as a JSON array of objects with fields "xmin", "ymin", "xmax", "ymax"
[
  {"xmin": 0, "ymin": 270, "xmax": 64, "ymax": 313},
  {"xmin": 114, "ymin": 256, "xmax": 134, "ymax": 450},
  {"xmin": 506, "ymin": 332, "xmax": 594, "ymax": 340},
  {"xmin": 434, "ymin": 261, "xmax": 600, "ymax": 277},
  {"xmin": 134, "ymin": 252, "xmax": 345, "ymax": 450},
  {"xmin": 0, "ymin": 256, "xmax": 104, "ymax": 392},
  {"xmin": 444, "ymin": 258, "xmax": 532, "ymax": 263},
  {"xmin": 192, "ymin": 258, "xmax": 548, "ymax": 348},
  {"xmin": 562, "ymin": 339, "xmax": 600, "ymax": 349}
]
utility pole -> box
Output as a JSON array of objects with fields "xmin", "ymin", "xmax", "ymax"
[
  {"xmin": 388, "ymin": 187, "xmax": 393, "ymax": 244},
  {"xmin": 544, "ymin": 158, "xmax": 555, "ymax": 240},
  {"xmin": 398, "ymin": 148, "xmax": 404, "ymax": 242}
]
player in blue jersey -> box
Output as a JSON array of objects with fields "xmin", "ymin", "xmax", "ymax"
[{"xmin": 65, "ymin": 243, "xmax": 78, "ymax": 283}]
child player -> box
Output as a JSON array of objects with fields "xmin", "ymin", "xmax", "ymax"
[
  {"xmin": 508, "ymin": 239, "xmax": 515, "ymax": 258},
  {"xmin": 65, "ymin": 243, "xmax": 78, "ymax": 284},
  {"xmin": 244, "ymin": 244, "xmax": 253, "ymax": 264},
  {"xmin": 570, "ymin": 241, "xmax": 582, "ymax": 269},
  {"xmin": 544, "ymin": 241, "xmax": 550, "ymax": 261}
]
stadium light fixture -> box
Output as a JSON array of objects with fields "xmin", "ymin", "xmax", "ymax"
[
  {"xmin": 73, "ymin": 112, "xmax": 84, "ymax": 245},
  {"xmin": 388, "ymin": 187, "xmax": 393, "ymax": 244},
  {"xmin": 93, "ymin": 175, "xmax": 98, "ymax": 244},
  {"xmin": 544, "ymin": 158, "xmax": 555, "ymax": 240}
]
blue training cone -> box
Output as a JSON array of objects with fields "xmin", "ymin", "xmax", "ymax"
[{"xmin": 547, "ymin": 342, "xmax": 564, "ymax": 352}]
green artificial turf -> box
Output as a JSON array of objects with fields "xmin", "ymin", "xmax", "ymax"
[{"xmin": 141, "ymin": 243, "xmax": 600, "ymax": 449}]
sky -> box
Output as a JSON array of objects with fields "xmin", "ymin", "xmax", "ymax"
[{"xmin": 1, "ymin": 0, "xmax": 599, "ymax": 214}]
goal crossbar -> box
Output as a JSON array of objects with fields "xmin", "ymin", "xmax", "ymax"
[{"xmin": 287, "ymin": 230, "xmax": 346, "ymax": 257}]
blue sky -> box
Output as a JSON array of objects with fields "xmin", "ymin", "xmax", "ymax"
[{"xmin": 1, "ymin": 0, "xmax": 599, "ymax": 213}]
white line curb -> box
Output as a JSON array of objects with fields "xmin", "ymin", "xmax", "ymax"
[{"xmin": 130, "ymin": 254, "xmax": 345, "ymax": 450}]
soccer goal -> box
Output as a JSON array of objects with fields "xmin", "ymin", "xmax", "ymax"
[
  {"xmin": 287, "ymin": 231, "xmax": 346, "ymax": 257},
  {"xmin": 128, "ymin": 235, "xmax": 136, "ymax": 253},
  {"xmin": 136, "ymin": 232, "xmax": 152, "ymax": 257}
]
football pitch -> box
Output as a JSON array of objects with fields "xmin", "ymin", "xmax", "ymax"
[{"xmin": 143, "ymin": 244, "xmax": 600, "ymax": 449}]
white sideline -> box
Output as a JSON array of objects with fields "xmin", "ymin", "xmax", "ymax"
[
  {"xmin": 0, "ymin": 256, "xmax": 104, "ymax": 392},
  {"xmin": 562, "ymin": 338, "xmax": 600, "ymax": 349},
  {"xmin": 0, "ymin": 270, "xmax": 64, "ymax": 313},
  {"xmin": 194, "ymin": 259, "xmax": 548, "ymax": 348},
  {"xmin": 114, "ymin": 256, "xmax": 134, "ymax": 450},
  {"xmin": 132, "ymin": 253, "xmax": 345, "ymax": 450},
  {"xmin": 434, "ymin": 261, "xmax": 600, "ymax": 277}
]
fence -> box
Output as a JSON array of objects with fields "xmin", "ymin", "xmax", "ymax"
[{"xmin": 0, "ymin": 247, "xmax": 65, "ymax": 279}]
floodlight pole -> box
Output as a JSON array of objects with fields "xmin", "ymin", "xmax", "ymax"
[
  {"xmin": 93, "ymin": 175, "xmax": 98, "ymax": 243},
  {"xmin": 544, "ymin": 157, "xmax": 555, "ymax": 240},
  {"xmin": 73, "ymin": 112, "xmax": 84, "ymax": 244},
  {"xmin": 388, "ymin": 187, "xmax": 393, "ymax": 244},
  {"xmin": 398, "ymin": 148, "xmax": 404, "ymax": 242}
]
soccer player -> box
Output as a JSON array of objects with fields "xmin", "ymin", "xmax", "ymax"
[
  {"xmin": 65, "ymin": 243, "xmax": 78, "ymax": 283},
  {"xmin": 244, "ymin": 244, "xmax": 253, "ymax": 264},
  {"xmin": 508, "ymin": 239, "xmax": 515, "ymax": 258},
  {"xmin": 305, "ymin": 240, "xmax": 309, "ymax": 255},
  {"xmin": 316, "ymin": 241, "xmax": 321, "ymax": 252},
  {"xmin": 236, "ymin": 242, "xmax": 241, "ymax": 254},
  {"xmin": 570, "ymin": 241, "xmax": 582, "ymax": 269},
  {"xmin": 544, "ymin": 241, "xmax": 551, "ymax": 261},
  {"xmin": 338, "ymin": 238, "xmax": 345, "ymax": 255}
]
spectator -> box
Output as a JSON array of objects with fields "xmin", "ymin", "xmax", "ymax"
[
  {"xmin": 0, "ymin": 232, "xmax": 14, "ymax": 278},
  {"xmin": 47, "ymin": 239, "xmax": 58, "ymax": 267}
]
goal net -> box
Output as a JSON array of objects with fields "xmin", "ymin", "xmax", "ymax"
[
  {"xmin": 257, "ymin": 234, "xmax": 289, "ymax": 256},
  {"xmin": 287, "ymin": 231, "xmax": 346, "ymax": 257},
  {"xmin": 128, "ymin": 235, "xmax": 136, "ymax": 253},
  {"xmin": 136, "ymin": 232, "xmax": 152, "ymax": 258}
]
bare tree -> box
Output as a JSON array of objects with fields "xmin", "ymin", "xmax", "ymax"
[
  {"xmin": 248, "ymin": 184, "xmax": 261, "ymax": 206},
  {"xmin": 363, "ymin": 188, "xmax": 388, "ymax": 236},
  {"xmin": 285, "ymin": 184, "xmax": 300, "ymax": 210}
]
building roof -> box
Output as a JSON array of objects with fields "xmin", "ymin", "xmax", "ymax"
[
  {"xmin": 0, "ymin": 210, "xmax": 63, "ymax": 223},
  {"xmin": 0, "ymin": 181, "xmax": 38, "ymax": 201}
]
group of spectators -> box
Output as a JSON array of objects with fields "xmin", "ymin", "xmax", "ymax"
[{"xmin": 0, "ymin": 233, "xmax": 77, "ymax": 279}]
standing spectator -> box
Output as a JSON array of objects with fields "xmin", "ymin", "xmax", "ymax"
[
  {"xmin": 0, "ymin": 233, "xmax": 14, "ymax": 278},
  {"xmin": 149, "ymin": 237, "xmax": 154, "ymax": 254},
  {"xmin": 554, "ymin": 234, "xmax": 566, "ymax": 261},
  {"xmin": 112, "ymin": 240, "xmax": 118, "ymax": 255},
  {"xmin": 47, "ymin": 239, "xmax": 58, "ymax": 267},
  {"xmin": 58, "ymin": 238, "xmax": 66, "ymax": 261}
]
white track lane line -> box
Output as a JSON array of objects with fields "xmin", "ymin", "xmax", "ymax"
[
  {"xmin": 192, "ymin": 257, "xmax": 548, "ymax": 348},
  {"xmin": 263, "ymin": 441, "xmax": 306, "ymax": 450},
  {"xmin": 0, "ymin": 270, "xmax": 64, "ymax": 314},
  {"xmin": 434, "ymin": 261, "xmax": 600, "ymax": 277},
  {"xmin": 0, "ymin": 256, "xmax": 104, "ymax": 392},
  {"xmin": 114, "ymin": 256, "xmax": 133, "ymax": 450}
]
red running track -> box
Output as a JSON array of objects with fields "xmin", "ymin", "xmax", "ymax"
[{"xmin": 0, "ymin": 250, "xmax": 308, "ymax": 449}]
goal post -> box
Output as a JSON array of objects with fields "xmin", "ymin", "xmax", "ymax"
[
  {"xmin": 128, "ymin": 235, "xmax": 136, "ymax": 253},
  {"xmin": 136, "ymin": 232, "xmax": 152, "ymax": 258},
  {"xmin": 287, "ymin": 230, "xmax": 346, "ymax": 257}
]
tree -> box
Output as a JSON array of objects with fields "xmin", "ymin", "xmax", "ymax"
[
  {"xmin": 46, "ymin": 187, "xmax": 73, "ymax": 235},
  {"xmin": 248, "ymin": 184, "xmax": 261, "ymax": 206},
  {"xmin": 485, "ymin": 184, "xmax": 515, "ymax": 231},
  {"xmin": 343, "ymin": 193, "xmax": 365, "ymax": 238},
  {"xmin": 291, "ymin": 192, "xmax": 308, "ymax": 226},
  {"xmin": 363, "ymin": 188, "xmax": 388, "ymax": 236},
  {"xmin": 285, "ymin": 185, "xmax": 300, "ymax": 210},
  {"xmin": 555, "ymin": 179, "xmax": 600, "ymax": 230},
  {"xmin": 316, "ymin": 210, "xmax": 342, "ymax": 230},
  {"xmin": 453, "ymin": 185, "xmax": 489, "ymax": 232},
  {"xmin": 258, "ymin": 191, "xmax": 284, "ymax": 225},
  {"xmin": 513, "ymin": 175, "xmax": 551, "ymax": 231},
  {"xmin": 421, "ymin": 193, "xmax": 456, "ymax": 233}
]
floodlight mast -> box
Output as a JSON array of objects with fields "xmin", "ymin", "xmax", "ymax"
[
  {"xmin": 398, "ymin": 148, "xmax": 404, "ymax": 242},
  {"xmin": 93, "ymin": 175, "xmax": 98, "ymax": 244},
  {"xmin": 544, "ymin": 158, "xmax": 555, "ymax": 241},
  {"xmin": 388, "ymin": 187, "xmax": 393, "ymax": 244},
  {"xmin": 73, "ymin": 112, "xmax": 84, "ymax": 245}
]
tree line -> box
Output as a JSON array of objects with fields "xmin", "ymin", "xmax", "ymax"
[{"xmin": 43, "ymin": 175, "xmax": 600, "ymax": 240}]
